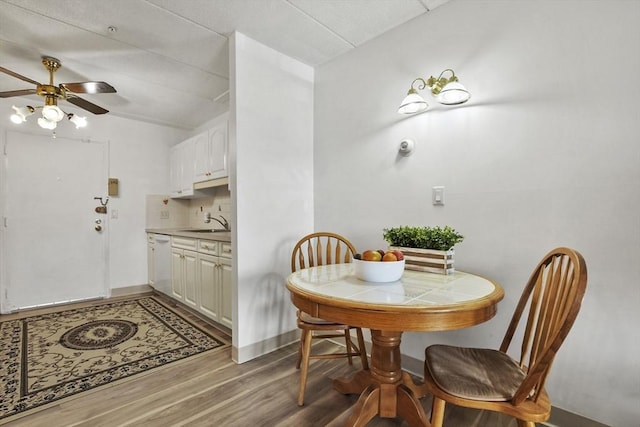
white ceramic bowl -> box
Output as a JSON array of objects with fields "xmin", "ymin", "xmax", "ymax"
[{"xmin": 353, "ymin": 259, "xmax": 405, "ymax": 283}]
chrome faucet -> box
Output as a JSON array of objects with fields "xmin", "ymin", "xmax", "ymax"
[{"xmin": 210, "ymin": 215, "xmax": 230, "ymax": 231}]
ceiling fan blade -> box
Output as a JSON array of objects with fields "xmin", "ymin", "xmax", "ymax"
[
  {"xmin": 0, "ymin": 88, "xmax": 38, "ymax": 98},
  {"xmin": 61, "ymin": 81, "xmax": 116, "ymax": 94},
  {"xmin": 65, "ymin": 95, "xmax": 109, "ymax": 115},
  {"xmin": 0, "ymin": 66, "xmax": 41, "ymax": 86}
]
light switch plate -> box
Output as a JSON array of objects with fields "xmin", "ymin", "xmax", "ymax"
[{"xmin": 432, "ymin": 186, "xmax": 444, "ymax": 206}]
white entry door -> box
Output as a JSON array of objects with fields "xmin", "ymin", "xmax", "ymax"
[{"xmin": 2, "ymin": 131, "xmax": 108, "ymax": 312}]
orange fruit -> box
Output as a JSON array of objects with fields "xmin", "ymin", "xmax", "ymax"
[{"xmin": 382, "ymin": 252, "xmax": 398, "ymax": 262}]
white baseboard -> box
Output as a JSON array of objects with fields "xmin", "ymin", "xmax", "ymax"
[
  {"xmin": 232, "ymin": 329, "xmax": 300, "ymax": 364},
  {"xmin": 110, "ymin": 284, "xmax": 153, "ymax": 298}
]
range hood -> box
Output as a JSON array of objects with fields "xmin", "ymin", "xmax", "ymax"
[{"xmin": 194, "ymin": 177, "xmax": 229, "ymax": 190}]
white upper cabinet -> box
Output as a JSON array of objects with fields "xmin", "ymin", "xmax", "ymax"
[
  {"xmin": 171, "ymin": 120, "xmax": 228, "ymax": 198},
  {"xmin": 208, "ymin": 122, "xmax": 228, "ymax": 179},
  {"xmin": 169, "ymin": 137, "xmax": 196, "ymax": 198},
  {"xmin": 193, "ymin": 130, "xmax": 210, "ymax": 183},
  {"xmin": 169, "ymin": 142, "xmax": 184, "ymax": 198},
  {"xmin": 194, "ymin": 121, "xmax": 228, "ymax": 183}
]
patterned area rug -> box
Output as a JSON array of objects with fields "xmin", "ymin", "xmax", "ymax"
[{"xmin": 0, "ymin": 296, "xmax": 228, "ymax": 423}]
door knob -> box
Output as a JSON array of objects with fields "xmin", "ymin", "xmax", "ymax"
[{"xmin": 95, "ymin": 225, "xmax": 102, "ymax": 231}]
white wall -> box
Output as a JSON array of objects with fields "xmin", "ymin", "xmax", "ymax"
[
  {"xmin": 0, "ymin": 97, "xmax": 188, "ymax": 292},
  {"xmin": 230, "ymin": 33, "xmax": 314, "ymax": 362},
  {"xmin": 313, "ymin": 1, "xmax": 639, "ymax": 426}
]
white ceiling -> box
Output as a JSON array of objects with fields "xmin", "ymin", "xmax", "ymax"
[{"xmin": 0, "ymin": 0, "xmax": 449, "ymax": 130}]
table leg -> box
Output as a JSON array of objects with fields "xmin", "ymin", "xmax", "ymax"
[{"xmin": 333, "ymin": 330, "xmax": 430, "ymax": 427}]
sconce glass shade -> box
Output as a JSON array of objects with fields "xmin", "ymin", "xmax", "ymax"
[
  {"xmin": 68, "ymin": 114, "xmax": 87, "ymax": 129},
  {"xmin": 398, "ymin": 90, "xmax": 428, "ymax": 114},
  {"xmin": 42, "ymin": 105, "xmax": 65, "ymax": 122},
  {"xmin": 436, "ymin": 81, "xmax": 471, "ymax": 105},
  {"xmin": 38, "ymin": 117, "xmax": 57, "ymax": 130}
]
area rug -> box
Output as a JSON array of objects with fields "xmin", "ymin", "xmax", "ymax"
[{"xmin": 0, "ymin": 296, "xmax": 228, "ymax": 423}]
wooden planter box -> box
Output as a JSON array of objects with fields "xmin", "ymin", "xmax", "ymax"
[{"xmin": 389, "ymin": 246, "xmax": 455, "ymax": 275}]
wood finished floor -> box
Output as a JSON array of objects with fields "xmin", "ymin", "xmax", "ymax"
[{"xmin": 1, "ymin": 293, "xmax": 519, "ymax": 427}]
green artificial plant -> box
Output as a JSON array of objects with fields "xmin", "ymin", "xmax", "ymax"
[{"xmin": 382, "ymin": 225, "xmax": 464, "ymax": 251}]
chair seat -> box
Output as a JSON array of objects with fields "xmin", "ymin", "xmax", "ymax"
[
  {"xmin": 425, "ymin": 344, "xmax": 526, "ymax": 402},
  {"xmin": 298, "ymin": 310, "xmax": 342, "ymax": 325}
]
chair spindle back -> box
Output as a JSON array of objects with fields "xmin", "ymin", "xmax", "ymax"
[
  {"xmin": 291, "ymin": 232, "xmax": 356, "ymax": 273},
  {"xmin": 500, "ymin": 247, "xmax": 587, "ymax": 404}
]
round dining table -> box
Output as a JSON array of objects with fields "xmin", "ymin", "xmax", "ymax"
[{"xmin": 286, "ymin": 263, "xmax": 504, "ymax": 427}]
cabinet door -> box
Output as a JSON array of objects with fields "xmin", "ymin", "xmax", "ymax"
[
  {"xmin": 147, "ymin": 243, "xmax": 155, "ymax": 287},
  {"xmin": 180, "ymin": 138, "xmax": 195, "ymax": 196},
  {"xmin": 198, "ymin": 254, "xmax": 219, "ymax": 322},
  {"xmin": 182, "ymin": 250, "xmax": 198, "ymax": 309},
  {"xmin": 193, "ymin": 131, "xmax": 210, "ymax": 183},
  {"xmin": 169, "ymin": 144, "xmax": 182, "ymax": 197},
  {"xmin": 170, "ymin": 248, "xmax": 184, "ymax": 300},
  {"xmin": 208, "ymin": 123, "xmax": 228, "ymax": 179},
  {"xmin": 219, "ymin": 256, "xmax": 233, "ymax": 328}
]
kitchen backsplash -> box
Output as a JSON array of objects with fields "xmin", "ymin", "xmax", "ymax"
[{"xmin": 146, "ymin": 187, "xmax": 232, "ymax": 230}]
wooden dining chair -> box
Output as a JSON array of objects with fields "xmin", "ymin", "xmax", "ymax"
[
  {"xmin": 422, "ymin": 247, "xmax": 587, "ymax": 427},
  {"xmin": 290, "ymin": 232, "xmax": 369, "ymax": 406}
]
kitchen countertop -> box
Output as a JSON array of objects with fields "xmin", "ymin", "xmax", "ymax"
[{"xmin": 146, "ymin": 228, "xmax": 231, "ymax": 242}]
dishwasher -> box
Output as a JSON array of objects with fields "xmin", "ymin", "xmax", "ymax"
[{"xmin": 153, "ymin": 234, "xmax": 172, "ymax": 297}]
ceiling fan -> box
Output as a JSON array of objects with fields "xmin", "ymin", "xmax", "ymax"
[{"xmin": 0, "ymin": 56, "xmax": 116, "ymax": 129}]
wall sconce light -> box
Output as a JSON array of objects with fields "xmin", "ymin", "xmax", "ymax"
[
  {"xmin": 398, "ymin": 69, "xmax": 471, "ymax": 114},
  {"xmin": 10, "ymin": 103, "xmax": 87, "ymax": 130}
]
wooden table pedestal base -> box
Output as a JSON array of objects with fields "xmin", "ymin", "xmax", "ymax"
[{"xmin": 333, "ymin": 330, "xmax": 431, "ymax": 427}]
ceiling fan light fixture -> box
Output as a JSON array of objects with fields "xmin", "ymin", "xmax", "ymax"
[
  {"xmin": 1, "ymin": 57, "xmax": 116, "ymax": 129},
  {"xmin": 38, "ymin": 117, "xmax": 57, "ymax": 130},
  {"xmin": 42, "ymin": 104, "xmax": 65, "ymax": 122},
  {"xmin": 10, "ymin": 105, "xmax": 35, "ymax": 123},
  {"xmin": 68, "ymin": 113, "xmax": 87, "ymax": 129}
]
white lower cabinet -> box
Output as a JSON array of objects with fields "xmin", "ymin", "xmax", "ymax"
[
  {"xmin": 198, "ymin": 254, "xmax": 219, "ymax": 320},
  {"xmin": 197, "ymin": 240, "xmax": 233, "ymax": 329},
  {"xmin": 169, "ymin": 236, "xmax": 232, "ymax": 328},
  {"xmin": 147, "ymin": 235, "xmax": 155, "ymax": 287},
  {"xmin": 219, "ymin": 256, "xmax": 232, "ymax": 328},
  {"xmin": 171, "ymin": 248, "xmax": 197, "ymax": 308}
]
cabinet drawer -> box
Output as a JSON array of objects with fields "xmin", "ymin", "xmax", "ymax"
[
  {"xmin": 220, "ymin": 242, "xmax": 232, "ymax": 258},
  {"xmin": 172, "ymin": 236, "xmax": 197, "ymax": 250},
  {"xmin": 198, "ymin": 240, "xmax": 219, "ymax": 255}
]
